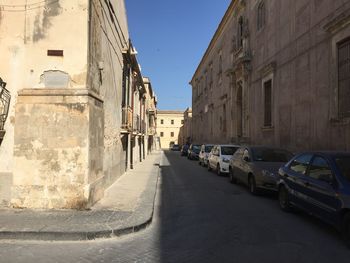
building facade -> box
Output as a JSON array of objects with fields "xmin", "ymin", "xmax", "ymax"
[
  {"xmin": 190, "ymin": 0, "xmax": 350, "ymax": 152},
  {"xmin": 157, "ymin": 111, "xmax": 184, "ymax": 149},
  {"xmin": 178, "ymin": 107, "xmax": 192, "ymax": 146},
  {"xmin": 0, "ymin": 0, "xmax": 157, "ymax": 209}
]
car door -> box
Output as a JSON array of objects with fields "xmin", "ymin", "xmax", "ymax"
[
  {"xmin": 234, "ymin": 148, "xmax": 245, "ymax": 182},
  {"xmin": 231, "ymin": 148, "xmax": 243, "ymax": 178},
  {"xmin": 209, "ymin": 146, "xmax": 216, "ymax": 168},
  {"xmin": 214, "ymin": 146, "xmax": 220, "ymax": 167},
  {"xmin": 240, "ymin": 148, "xmax": 252, "ymax": 185},
  {"xmin": 304, "ymin": 155, "xmax": 341, "ymax": 224},
  {"xmin": 283, "ymin": 153, "xmax": 314, "ymax": 209}
]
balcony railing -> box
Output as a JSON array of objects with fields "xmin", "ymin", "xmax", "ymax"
[
  {"xmin": 133, "ymin": 114, "xmax": 140, "ymax": 133},
  {"xmin": 141, "ymin": 120, "xmax": 146, "ymax": 134},
  {"xmin": 0, "ymin": 78, "xmax": 10, "ymax": 145},
  {"xmin": 0, "ymin": 79, "xmax": 10, "ymax": 131},
  {"xmin": 121, "ymin": 106, "xmax": 133, "ymax": 131}
]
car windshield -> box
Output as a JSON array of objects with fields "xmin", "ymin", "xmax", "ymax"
[
  {"xmin": 221, "ymin": 146, "xmax": 239, "ymax": 156},
  {"xmin": 205, "ymin": 146, "xmax": 213, "ymax": 153},
  {"xmin": 252, "ymin": 148, "xmax": 293, "ymax": 162},
  {"xmin": 334, "ymin": 156, "xmax": 350, "ymax": 182},
  {"xmin": 192, "ymin": 145, "xmax": 201, "ymax": 153}
]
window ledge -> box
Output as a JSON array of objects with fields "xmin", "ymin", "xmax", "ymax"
[
  {"xmin": 330, "ymin": 117, "xmax": 350, "ymax": 126},
  {"xmin": 261, "ymin": 125, "xmax": 274, "ymax": 131}
]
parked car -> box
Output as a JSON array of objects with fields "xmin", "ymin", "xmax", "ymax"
[
  {"xmin": 277, "ymin": 152, "xmax": 350, "ymax": 248},
  {"xmin": 199, "ymin": 144, "xmax": 214, "ymax": 166},
  {"xmin": 229, "ymin": 146, "xmax": 293, "ymax": 194},
  {"xmin": 188, "ymin": 144, "xmax": 201, "ymax": 160},
  {"xmin": 171, "ymin": 144, "xmax": 181, "ymax": 151},
  {"xmin": 208, "ymin": 145, "xmax": 240, "ymax": 175},
  {"xmin": 181, "ymin": 144, "xmax": 190, "ymax": 156}
]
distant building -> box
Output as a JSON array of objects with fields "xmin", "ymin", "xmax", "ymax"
[
  {"xmin": 178, "ymin": 107, "xmax": 192, "ymax": 145},
  {"xmin": 157, "ymin": 111, "xmax": 184, "ymax": 149},
  {"xmin": 190, "ymin": 0, "xmax": 350, "ymax": 151}
]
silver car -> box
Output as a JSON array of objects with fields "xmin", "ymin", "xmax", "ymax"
[{"xmin": 229, "ymin": 146, "xmax": 293, "ymax": 194}]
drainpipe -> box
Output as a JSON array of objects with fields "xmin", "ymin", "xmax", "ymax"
[{"xmin": 130, "ymin": 73, "xmax": 136, "ymax": 169}]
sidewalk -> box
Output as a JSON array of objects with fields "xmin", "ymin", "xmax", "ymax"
[{"xmin": 0, "ymin": 151, "xmax": 163, "ymax": 241}]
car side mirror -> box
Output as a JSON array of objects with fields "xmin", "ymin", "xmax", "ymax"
[{"xmin": 243, "ymin": 156, "xmax": 250, "ymax": 162}]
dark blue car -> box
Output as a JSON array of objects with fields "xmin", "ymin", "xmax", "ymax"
[{"xmin": 277, "ymin": 152, "xmax": 350, "ymax": 248}]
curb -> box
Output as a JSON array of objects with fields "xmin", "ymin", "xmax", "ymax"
[{"xmin": 0, "ymin": 152, "xmax": 162, "ymax": 241}]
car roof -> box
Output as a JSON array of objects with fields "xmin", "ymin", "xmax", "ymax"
[
  {"xmin": 295, "ymin": 151, "xmax": 350, "ymax": 157},
  {"xmin": 237, "ymin": 145, "xmax": 292, "ymax": 151},
  {"xmin": 216, "ymin": 144, "xmax": 240, "ymax": 147}
]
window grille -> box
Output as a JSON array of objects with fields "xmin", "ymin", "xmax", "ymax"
[
  {"xmin": 0, "ymin": 78, "xmax": 10, "ymax": 131},
  {"xmin": 264, "ymin": 80, "xmax": 272, "ymax": 127}
]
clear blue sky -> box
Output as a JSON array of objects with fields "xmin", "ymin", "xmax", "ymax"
[{"xmin": 125, "ymin": 1, "xmax": 231, "ymax": 111}]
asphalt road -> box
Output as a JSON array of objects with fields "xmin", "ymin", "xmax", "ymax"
[{"xmin": 1, "ymin": 150, "xmax": 350, "ymax": 263}]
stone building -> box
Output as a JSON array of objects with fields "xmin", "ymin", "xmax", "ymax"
[
  {"xmin": 0, "ymin": 0, "xmax": 157, "ymax": 209},
  {"xmin": 157, "ymin": 111, "xmax": 184, "ymax": 149},
  {"xmin": 178, "ymin": 107, "xmax": 192, "ymax": 146},
  {"xmin": 190, "ymin": 0, "xmax": 350, "ymax": 152}
]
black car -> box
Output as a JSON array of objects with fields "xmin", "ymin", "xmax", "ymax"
[
  {"xmin": 188, "ymin": 144, "xmax": 201, "ymax": 160},
  {"xmin": 171, "ymin": 144, "xmax": 181, "ymax": 151},
  {"xmin": 181, "ymin": 144, "xmax": 190, "ymax": 156},
  {"xmin": 277, "ymin": 152, "xmax": 350, "ymax": 248}
]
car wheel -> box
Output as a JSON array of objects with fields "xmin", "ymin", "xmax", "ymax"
[
  {"xmin": 342, "ymin": 213, "xmax": 350, "ymax": 248},
  {"xmin": 248, "ymin": 175, "xmax": 258, "ymax": 195},
  {"xmin": 216, "ymin": 164, "xmax": 222, "ymax": 176},
  {"xmin": 229, "ymin": 167, "xmax": 237, "ymax": 184},
  {"xmin": 278, "ymin": 186, "xmax": 292, "ymax": 212}
]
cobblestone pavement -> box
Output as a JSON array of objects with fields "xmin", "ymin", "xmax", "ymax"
[{"xmin": 1, "ymin": 151, "xmax": 350, "ymax": 263}]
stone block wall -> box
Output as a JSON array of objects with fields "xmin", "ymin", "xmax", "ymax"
[{"xmin": 12, "ymin": 89, "xmax": 103, "ymax": 209}]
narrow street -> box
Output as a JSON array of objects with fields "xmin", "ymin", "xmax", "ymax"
[{"xmin": 0, "ymin": 151, "xmax": 349, "ymax": 263}]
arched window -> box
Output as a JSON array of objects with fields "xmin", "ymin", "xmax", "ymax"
[{"xmin": 257, "ymin": 1, "xmax": 266, "ymax": 30}]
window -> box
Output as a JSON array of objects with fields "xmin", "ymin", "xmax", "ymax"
[
  {"xmin": 289, "ymin": 154, "xmax": 313, "ymax": 175},
  {"xmin": 237, "ymin": 17, "xmax": 244, "ymax": 49},
  {"xmin": 257, "ymin": 1, "xmax": 266, "ymax": 30},
  {"xmin": 160, "ymin": 132, "xmax": 164, "ymax": 137},
  {"xmin": 308, "ymin": 156, "xmax": 333, "ymax": 182},
  {"xmin": 338, "ymin": 38, "xmax": 350, "ymax": 118},
  {"xmin": 170, "ymin": 132, "xmax": 174, "ymax": 137},
  {"xmin": 160, "ymin": 119, "xmax": 164, "ymax": 125},
  {"xmin": 221, "ymin": 146, "xmax": 239, "ymax": 156},
  {"xmin": 243, "ymin": 149, "xmax": 250, "ymax": 161},
  {"xmin": 263, "ymin": 79, "xmax": 272, "ymax": 127},
  {"xmin": 335, "ymin": 156, "xmax": 350, "ymax": 182},
  {"xmin": 171, "ymin": 119, "xmax": 174, "ymax": 125},
  {"xmin": 181, "ymin": 120, "xmax": 184, "ymax": 125}
]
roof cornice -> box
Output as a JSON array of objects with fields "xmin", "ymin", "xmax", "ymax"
[{"xmin": 189, "ymin": 0, "xmax": 239, "ymax": 85}]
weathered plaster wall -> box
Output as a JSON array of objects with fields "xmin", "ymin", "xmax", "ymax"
[
  {"xmin": 0, "ymin": 0, "xmax": 89, "ymax": 196},
  {"xmin": 89, "ymin": 0, "xmax": 130, "ymax": 187},
  {"xmin": 12, "ymin": 89, "xmax": 103, "ymax": 209}
]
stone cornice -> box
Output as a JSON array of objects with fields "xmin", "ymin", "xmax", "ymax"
[
  {"xmin": 190, "ymin": 0, "xmax": 241, "ymax": 85},
  {"xmin": 17, "ymin": 88, "xmax": 104, "ymax": 103},
  {"xmin": 323, "ymin": 9, "xmax": 350, "ymax": 33}
]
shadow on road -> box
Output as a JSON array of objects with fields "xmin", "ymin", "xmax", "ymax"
[{"xmin": 156, "ymin": 150, "xmax": 349, "ymax": 262}]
